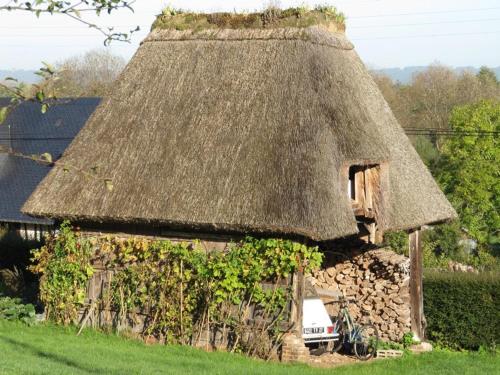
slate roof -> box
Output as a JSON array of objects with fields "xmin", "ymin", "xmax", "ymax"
[{"xmin": 0, "ymin": 98, "xmax": 100, "ymax": 224}]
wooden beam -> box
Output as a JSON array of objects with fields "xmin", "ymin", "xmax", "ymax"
[
  {"xmin": 295, "ymin": 270, "xmax": 304, "ymax": 336},
  {"xmin": 364, "ymin": 167, "xmax": 373, "ymax": 211},
  {"xmin": 409, "ymin": 229, "xmax": 425, "ymax": 340},
  {"xmin": 355, "ymin": 168, "xmax": 365, "ymax": 208}
]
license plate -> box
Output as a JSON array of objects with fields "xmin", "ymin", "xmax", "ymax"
[{"xmin": 303, "ymin": 327, "xmax": 324, "ymax": 334}]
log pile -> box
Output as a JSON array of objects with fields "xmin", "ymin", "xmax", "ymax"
[{"xmin": 308, "ymin": 248, "xmax": 411, "ymax": 341}]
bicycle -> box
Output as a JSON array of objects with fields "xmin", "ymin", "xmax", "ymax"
[{"xmin": 323, "ymin": 294, "xmax": 379, "ymax": 360}]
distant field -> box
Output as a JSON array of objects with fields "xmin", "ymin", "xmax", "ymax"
[{"xmin": 0, "ymin": 321, "xmax": 497, "ymax": 375}]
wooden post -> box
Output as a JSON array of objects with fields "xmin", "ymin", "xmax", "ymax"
[
  {"xmin": 296, "ymin": 269, "xmax": 304, "ymax": 336},
  {"xmin": 290, "ymin": 269, "xmax": 304, "ymax": 336},
  {"xmin": 409, "ymin": 229, "xmax": 425, "ymax": 340}
]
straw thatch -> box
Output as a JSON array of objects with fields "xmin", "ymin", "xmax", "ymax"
[{"xmin": 22, "ymin": 23, "xmax": 456, "ymax": 241}]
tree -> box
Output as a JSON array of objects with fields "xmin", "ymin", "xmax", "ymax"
[
  {"xmin": 0, "ymin": 0, "xmax": 137, "ymax": 104},
  {"xmin": 0, "ymin": 0, "xmax": 135, "ymax": 187},
  {"xmin": 39, "ymin": 49, "xmax": 126, "ymax": 97},
  {"xmin": 373, "ymin": 64, "xmax": 500, "ymax": 132},
  {"xmin": 437, "ymin": 100, "xmax": 500, "ymax": 244},
  {"xmin": 477, "ymin": 66, "xmax": 498, "ymax": 86},
  {"xmin": 0, "ymin": 0, "xmax": 138, "ymax": 44}
]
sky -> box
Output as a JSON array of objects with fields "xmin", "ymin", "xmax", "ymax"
[{"xmin": 0, "ymin": 0, "xmax": 499, "ymax": 70}]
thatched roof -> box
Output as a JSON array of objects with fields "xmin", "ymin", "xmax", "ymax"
[{"xmin": 22, "ymin": 20, "xmax": 456, "ymax": 241}]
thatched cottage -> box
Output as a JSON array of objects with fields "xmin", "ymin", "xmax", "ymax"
[{"xmin": 23, "ymin": 9, "xmax": 455, "ymax": 351}]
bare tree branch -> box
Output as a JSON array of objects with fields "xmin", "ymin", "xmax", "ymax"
[
  {"xmin": 1, "ymin": 1, "xmax": 136, "ymax": 189},
  {"xmin": 0, "ymin": 0, "xmax": 139, "ymax": 45}
]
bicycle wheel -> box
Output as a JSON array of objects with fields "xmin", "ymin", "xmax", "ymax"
[
  {"xmin": 331, "ymin": 317, "xmax": 345, "ymax": 353},
  {"xmin": 353, "ymin": 323, "xmax": 378, "ymax": 360}
]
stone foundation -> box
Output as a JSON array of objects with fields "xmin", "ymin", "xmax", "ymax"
[
  {"xmin": 281, "ymin": 333, "xmax": 310, "ymax": 363},
  {"xmin": 309, "ymin": 248, "xmax": 411, "ymax": 342}
]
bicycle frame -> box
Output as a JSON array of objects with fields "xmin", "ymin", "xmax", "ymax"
[{"xmin": 333, "ymin": 303, "xmax": 363, "ymax": 345}]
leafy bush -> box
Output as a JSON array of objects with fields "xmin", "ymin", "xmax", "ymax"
[
  {"xmin": 0, "ymin": 297, "xmax": 36, "ymax": 325},
  {"xmin": 424, "ymin": 271, "xmax": 499, "ymax": 350},
  {"xmin": 437, "ymin": 100, "xmax": 500, "ymax": 244},
  {"xmin": 422, "ymin": 240, "xmax": 449, "ymax": 269},
  {"xmin": 384, "ymin": 226, "xmax": 498, "ymax": 270},
  {"xmin": 422, "ymin": 222, "xmax": 464, "ymax": 260},
  {"xmin": 383, "ymin": 230, "xmax": 408, "ymax": 256}
]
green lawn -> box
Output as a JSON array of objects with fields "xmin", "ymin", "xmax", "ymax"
[{"xmin": 0, "ymin": 321, "xmax": 497, "ymax": 375}]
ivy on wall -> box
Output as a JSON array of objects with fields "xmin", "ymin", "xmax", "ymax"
[{"xmin": 30, "ymin": 222, "xmax": 323, "ymax": 358}]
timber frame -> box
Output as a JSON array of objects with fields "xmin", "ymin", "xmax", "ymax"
[{"xmin": 409, "ymin": 228, "xmax": 425, "ymax": 340}]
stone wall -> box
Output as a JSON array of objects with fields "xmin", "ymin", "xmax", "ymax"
[{"xmin": 308, "ymin": 248, "xmax": 411, "ymax": 341}]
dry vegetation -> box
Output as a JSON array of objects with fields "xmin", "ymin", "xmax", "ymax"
[
  {"xmin": 152, "ymin": 6, "xmax": 346, "ymax": 32},
  {"xmin": 37, "ymin": 49, "xmax": 126, "ymax": 97},
  {"xmin": 371, "ymin": 65, "xmax": 500, "ymax": 132}
]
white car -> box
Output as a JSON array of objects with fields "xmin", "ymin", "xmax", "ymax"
[{"xmin": 302, "ymin": 295, "xmax": 339, "ymax": 344}]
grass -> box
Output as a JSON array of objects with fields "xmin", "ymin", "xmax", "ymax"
[{"xmin": 0, "ymin": 321, "xmax": 498, "ymax": 375}]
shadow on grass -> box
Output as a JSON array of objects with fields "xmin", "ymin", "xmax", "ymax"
[{"xmin": 0, "ymin": 335, "xmax": 106, "ymax": 374}]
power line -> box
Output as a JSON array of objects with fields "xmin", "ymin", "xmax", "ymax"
[
  {"xmin": 405, "ymin": 133, "xmax": 499, "ymax": 137},
  {"xmin": 0, "ymin": 137, "xmax": 73, "ymax": 140},
  {"xmin": 404, "ymin": 128, "xmax": 500, "ymax": 137},
  {"xmin": 350, "ymin": 7, "xmax": 500, "ymax": 19},
  {"xmin": 2, "ymin": 30, "xmax": 499, "ymax": 44},
  {"xmin": 349, "ymin": 17, "xmax": 500, "ymax": 29},
  {"xmin": 404, "ymin": 127, "xmax": 499, "ymax": 131},
  {"xmin": 0, "ymin": 6, "xmax": 499, "ymax": 29},
  {"xmin": 2, "ymin": 130, "xmax": 498, "ymax": 141},
  {"xmin": 0, "ymin": 34, "xmax": 118, "ymax": 38},
  {"xmin": 0, "ymin": 24, "xmax": 148, "ymax": 29},
  {"xmin": 3, "ymin": 17, "xmax": 500, "ymax": 32},
  {"xmin": 351, "ymin": 30, "xmax": 500, "ymax": 41}
]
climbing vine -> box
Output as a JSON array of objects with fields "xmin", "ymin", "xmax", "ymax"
[
  {"xmin": 31, "ymin": 223, "xmax": 323, "ymax": 358},
  {"xmin": 30, "ymin": 222, "xmax": 94, "ymax": 324}
]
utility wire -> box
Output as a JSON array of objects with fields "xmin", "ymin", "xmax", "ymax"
[
  {"xmin": 1, "ymin": 6, "xmax": 500, "ymax": 29},
  {"xmin": 351, "ymin": 30, "xmax": 500, "ymax": 41},
  {"xmin": 404, "ymin": 129, "xmax": 500, "ymax": 137},
  {"xmin": 3, "ymin": 18, "xmax": 500, "ymax": 35},
  {"xmin": 2, "ymin": 131, "xmax": 498, "ymax": 141},
  {"xmin": 349, "ymin": 18, "xmax": 500, "ymax": 29},
  {"xmin": 0, "ymin": 137, "xmax": 73, "ymax": 140},
  {"xmin": 2, "ymin": 30, "xmax": 499, "ymax": 46},
  {"xmin": 3, "ymin": 16, "xmax": 500, "ymax": 30},
  {"xmin": 349, "ymin": 7, "xmax": 500, "ymax": 19}
]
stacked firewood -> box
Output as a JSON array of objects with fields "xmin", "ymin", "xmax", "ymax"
[{"xmin": 308, "ymin": 248, "xmax": 411, "ymax": 342}]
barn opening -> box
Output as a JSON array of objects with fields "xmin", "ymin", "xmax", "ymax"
[{"xmin": 348, "ymin": 164, "xmax": 382, "ymax": 244}]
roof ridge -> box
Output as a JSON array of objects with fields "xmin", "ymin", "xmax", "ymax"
[{"xmin": 142, "ymin": 26, "xmax": 354, "ymax": 50}]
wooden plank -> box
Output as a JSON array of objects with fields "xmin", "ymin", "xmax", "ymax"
[
  {"xmin": 289, "ymin": 273, "xmax": 298, "ymax": 329},
  {"xmin": 289, "ymin": 270, "xmax": 305, "ymax": 335},
  {"xmin": 364, "ymin": 167, "xmax": 373, "ymax": 211},
  {"xmin": 355, "ymin": 168, "xmax": 365, "ymax": 208},
  {"xmin": 295, "ymin": 270, "xmax": 304, "ymax": 336},
  {"xmin": 377, "ymin": 349, "xmax": 403, "ymax": 358},
  {"xmin": 409, "ymin": 229, "xmax": 424, "ymax": 340}
]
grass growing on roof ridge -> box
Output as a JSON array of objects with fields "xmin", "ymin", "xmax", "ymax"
[
  {"xmin": 152, "ymin": 6, "xmax": 346, "ymax": 32},
  {"xmin": 0, "ymin": 320, "xmax": 498, "ymax": 374}
]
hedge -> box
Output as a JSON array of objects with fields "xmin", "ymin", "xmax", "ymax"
[{"xmin": 423, "ymin": 271, "xmax": 499, "ymax": 350}]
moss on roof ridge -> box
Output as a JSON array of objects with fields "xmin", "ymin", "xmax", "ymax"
[{"xmin": 152, "ymin": 6, "xmax": 346, "ymax": 33}]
